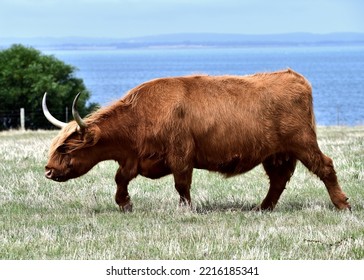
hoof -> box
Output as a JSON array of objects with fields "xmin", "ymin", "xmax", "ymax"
[
  {"xmin": 119, "ymin": 202, "xmax": 133, "ymax": 213},
  {"xmin": 332, "ymin": 196, "xmax": 351, "ymax": 211},
  {"xmin": 336, "ymin": 202, "xmax": 351, "ymax": 212}
]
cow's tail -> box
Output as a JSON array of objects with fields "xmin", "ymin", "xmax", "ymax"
[
  {"xmin": 309, "ymin": 102, "xmax": 317, "ymax": 133},
  {"xmin": 300, "ymin": 71, "xmax": 317, "ymax": 134},
  {"xmin": 308, "ymin": 88, "xmax": 317, "ymax": 134}
]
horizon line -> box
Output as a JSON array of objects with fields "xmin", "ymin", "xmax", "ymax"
[{"xmin": 2, "ymin": 31, "xmax": 364, "ymax": 40}]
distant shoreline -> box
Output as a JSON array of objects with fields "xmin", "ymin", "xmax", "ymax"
[
  {"xmin": 1, "ymin": 32, "xmax": 364, "ymax": 51},
  {"xmin": 2, "ymin": 42, "xmax": 364, "ymax": 52}
]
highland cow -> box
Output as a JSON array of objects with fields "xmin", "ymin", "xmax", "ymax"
[{"xmin": 43, "ymin": 69, "xmax": 350, "ymax": 211}]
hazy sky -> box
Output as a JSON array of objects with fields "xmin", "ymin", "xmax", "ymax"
[{"xmin": 1, "ymin": 0, "xmax": 363, "ymax": 38}]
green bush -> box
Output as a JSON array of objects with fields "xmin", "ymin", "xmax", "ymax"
[{"xmin": 0, "ymin": 44, "xmax": 98, "ymax": 129}]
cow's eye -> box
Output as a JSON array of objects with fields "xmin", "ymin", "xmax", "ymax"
[{"xmin": 57, "ymin": 144, "xmax": 68, "ymax": 154}]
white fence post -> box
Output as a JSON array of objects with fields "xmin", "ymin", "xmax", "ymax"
[
  {"xmin": 20, "ymin": 108, "xmax": 25, "ymax": 130},
  {"xmin": 65, "ymin": 106, "xmax": 69, "ymax": 123}
]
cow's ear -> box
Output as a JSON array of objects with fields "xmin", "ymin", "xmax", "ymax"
[{"xmin": 82, "ymin": 125, "xmax": 101, "ymax": 147}]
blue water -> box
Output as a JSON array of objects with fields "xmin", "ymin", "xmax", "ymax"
[{"xmin": 46, "ymin": 45, "xmax": 364, "ymax": 125}]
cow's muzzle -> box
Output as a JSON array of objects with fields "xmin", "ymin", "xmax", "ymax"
[{"xmin": 45, "ymin": 167, "xmax": 65, "ymax": 182}]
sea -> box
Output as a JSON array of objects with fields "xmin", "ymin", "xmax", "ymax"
[{"xmin": 45, "ymin": 45, "xmax": 364, "ymax": 126}]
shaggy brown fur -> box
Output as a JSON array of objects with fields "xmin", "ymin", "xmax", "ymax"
[{"xmin": 45, "ymin": 69, "xmax": 350, "ymax": 211}]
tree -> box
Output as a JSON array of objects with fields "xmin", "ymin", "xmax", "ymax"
[{"xmin": 0, "ymin": 44, "xmax": 98, "ymax": 130}]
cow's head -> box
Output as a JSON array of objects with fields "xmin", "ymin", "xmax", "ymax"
[{"xmin": 43, "ymin": 93, "xmax": 101, "ymax": 182}]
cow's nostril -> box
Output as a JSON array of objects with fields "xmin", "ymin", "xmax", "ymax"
[{"xmin": 45, "ymin": 169, "xmax": 53, "ymax": 179}]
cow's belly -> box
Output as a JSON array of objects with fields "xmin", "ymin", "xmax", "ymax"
[
  {"xmin": 138, "ymin": 158, "xmax": 171, "ymax": 179},
  {"xmin": 194, "ymin": 154, "xmax": 262, "ymax": 177}
]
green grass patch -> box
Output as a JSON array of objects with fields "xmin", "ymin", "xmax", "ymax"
[{"xmin": 0, "ymin": 127, "xmax": 363, "ymax": 259}]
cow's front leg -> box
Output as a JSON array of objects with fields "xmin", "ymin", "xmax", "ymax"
[
  {"xmin": 115, "ymin": 164, "xmax": 137, "ymax": 212},
  {"xmin": 173, "ymin": 168, "xmax": 193, "ymax": 208},
  {"xmin": 168, "ymin": 139, "xmax": 195, "ymax": 208}
]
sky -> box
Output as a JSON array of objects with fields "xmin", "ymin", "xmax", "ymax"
[{"xmin": 0, "ymin": 0, "xmax": 363, "ymax": 38}]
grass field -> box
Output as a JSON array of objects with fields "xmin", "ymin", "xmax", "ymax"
[{"xmin": 0, "ymin": 127, "xmax": 363, "ymax": 260}]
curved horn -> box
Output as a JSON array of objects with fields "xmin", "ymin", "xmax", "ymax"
[
  {"xmin": 42, "ymin": 92, "xmax": 67, "ymax": 128},
  {"xmin": 72, "ymin": 92, "xmax": 87, "ymax": 130}
]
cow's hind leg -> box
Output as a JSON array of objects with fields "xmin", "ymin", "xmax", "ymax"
[
  {"xmin": 255, "ymin": 153, "xmax": 297, "ymax": 211},
  {"xmin": 295, "ymin": 144, "xmax": 350, "ymax": 210},
  {"xmin": 291, "ymin": 129, "xmax": 350, "ymax": 210}
]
